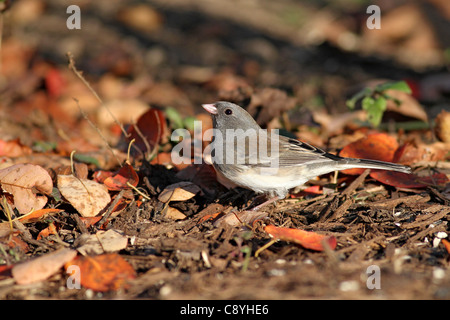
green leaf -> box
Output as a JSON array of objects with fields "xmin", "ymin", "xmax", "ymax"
[
  {"xmin": 183, "ymin": 116, "xmax": 196, "ymax": 132},
  {"xmin": 346, "ymin": 87, "xmax": 372, "ymax": 109},
  {"xmin": 377, "ymin": 81, "xmax": 411, "ymax": 94},
  {"xmin": 362, "ymin": 96, "xmax": 387, "ymax": 127},
  {"xmin": 73, "ymin": 153, "xmax": 100, "ymax": 167},
  {"xmin": 165, "ymin": 107, "xmax": 184, "ymax": 129}
]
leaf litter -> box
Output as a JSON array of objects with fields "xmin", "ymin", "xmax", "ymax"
[{"xmin": 0, "ymin": 0, "xmax": 449, "ymax": 301}]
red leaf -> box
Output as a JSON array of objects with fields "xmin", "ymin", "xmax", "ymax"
[
  {"xmin": 127, "ymin": 108, "xmax": 166, "ymax": 154},
  {"xmin": 103, "ymin": 163, "xmax": 139, "ymax": 191},
  {"xmin": 370, "ymin": 170, "xmax": 449, "ymax": 188},
  {"xmin": 45, "ymin": 68, "xmax": 65, "ymax": 98},
  {"xmin": 264, "ymin": 225, "xmax": 337, "ymax": 251}
]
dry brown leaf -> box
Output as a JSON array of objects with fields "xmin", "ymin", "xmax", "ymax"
[
  {"xmin": 57, "ymin": 174, "xmax": 111, "ymax": 217},
  {"xmin": 385, "ymin": 89, "xmax": 428, "ymax": 122},
  {"xmin": 165, "ymin": 207, "xmax": 186, "ymax": 220},
  {"xmin": 435, "ymin": 110, "xmax": 450, "ymax": 143},
  {"xmin": 0, "ymin": 163, "xmax": 53, "ymax": 214},
  {"xmin": 158, "ymin": 181, "xmax": 201, "ymax": 203},
  {"xmin": 12, "ymin": 248, "xmax": 77, "ymax": 285},
  {"xmin": 116, "ymin": 4, "xmax": 163, "ymax": 33},
  {"xmin": 76, "ymin": 229, "xmax": 128, "ymax": 255}
]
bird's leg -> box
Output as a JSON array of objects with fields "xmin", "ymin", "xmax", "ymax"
[{"xmin": 248, "ymin": 196, "xmax": 280, "ymax": 211}]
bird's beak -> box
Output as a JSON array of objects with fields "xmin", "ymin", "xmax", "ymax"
[{"xmin": 202, "ymin": 103, "xmax": 218, "ymax": 115}]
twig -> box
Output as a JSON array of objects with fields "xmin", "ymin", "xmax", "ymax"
[
  {"xmin": 66, "ymin": 52, "xmax": 128, "ymax": 136},
  {"xmin": 255, "ymin": 239, "xmax": 277, "ymax": 258},
  {"xmin": 96, "ymin": 189, "xmax": 125, "ymax": 227},
  {"xmin": 73, "ymin": 98, "xmax": 122, "ymax": 167}
]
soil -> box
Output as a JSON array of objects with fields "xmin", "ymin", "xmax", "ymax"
[{"xmin": 0, "ymin": 0, "xmax": 450, "ymax": 301}]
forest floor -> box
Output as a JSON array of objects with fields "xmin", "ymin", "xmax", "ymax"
[{"xmin": 0, "ymin": 0, "xmax": 450, "ymax": 300}]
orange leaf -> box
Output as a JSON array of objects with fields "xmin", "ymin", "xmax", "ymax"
[
  {"xmin": 198, "ymin": 212, "xmax": 224, "ymax": 224},
  {"xmin": 441, "ymin": 239, "xmax": 450, "ymax": 254},
  {"xmin": 19, "ymin": 208, "xmax": 63, "ymax": 223},
  {"xmin": 37, "ymin": 222, "xmax": 58, "ymax": 240},
  {"xmin": 79, "ymin": 216, "xmax": 103, "ymax": 228},
  {"xmin": 339, "ymin": 133, "xmax": 399, "ymax": 175},
  {"xmin": 0, "ymin": 138, "xmax": 32, "ymax": 157},
  {"xmin": 264, "ymin": 225, "xmax": 337, "ymax": 251},
  {"xmin": 103, "ymin": 163, "xmax": 139, "ymax": 191},
  {"xmin": 65, "ymin": 253, "xmax": 136, "ymax": 292}
]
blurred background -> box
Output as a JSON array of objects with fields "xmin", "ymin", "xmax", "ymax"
[{"xmin": 0, "ymin": 0, "xmax": 449, "ymax": 148}]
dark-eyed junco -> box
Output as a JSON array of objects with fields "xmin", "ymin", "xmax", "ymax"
[{"xmin": 202, "ymin": 101, "xmax": 411, "ymax": 202}]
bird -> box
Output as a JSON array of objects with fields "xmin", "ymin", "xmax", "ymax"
[{"xmin": 202, "ymin": 101, "xmax": 411, "ymax": 207}]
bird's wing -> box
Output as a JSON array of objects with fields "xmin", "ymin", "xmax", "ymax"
[{"xmin": 248, "ymin": 134, "xmax": 340, "ymax": 168}]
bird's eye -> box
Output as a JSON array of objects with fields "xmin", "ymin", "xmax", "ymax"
[{"xmin": 225, "ymin": 109, "xmax": 233, "ymax": 115}]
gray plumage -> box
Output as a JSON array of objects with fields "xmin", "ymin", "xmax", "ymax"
[{"xmin": 202, "ymin": 101, "xmax": 412, "ymax": 199}]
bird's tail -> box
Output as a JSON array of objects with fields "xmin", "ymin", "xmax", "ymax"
[{"xmin": 338, "ymin": 158, "xmax": 411, "ymax": 174}]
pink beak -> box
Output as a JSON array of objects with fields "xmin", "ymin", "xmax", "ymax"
[{"xmin": 202, "ymin": 103, "xmax": 218, "ymax": 115}]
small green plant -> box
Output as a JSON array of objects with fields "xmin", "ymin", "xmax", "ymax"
[{"xmin": 346, "ymin": 81, "xmax": 412, "ymax": 127}]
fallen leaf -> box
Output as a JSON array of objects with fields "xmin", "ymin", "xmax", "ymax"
[
  {"xmin": 79, "ymin": 216, "xmax": 102, "ymax": 228},
  {"xmin": 0, "ymin": 163, "xmax": 53, "ymax": 214},
  {"xmin": 435, "ymin": 110, "xmax": 450, "ymax": 143},
  {"xmin": 64, "ymin": 253, "xmax": 136, "ymax": 292},
  {"xmin": 76, "ymin": 229, "xmax": 128, "ymax": 255},
  {"xmin": 45, "ymin": 67, "xmax": 65, "ymax": 98},
  {"xmin": 247, "ymin": 88, "xmax": 297, "ymax": 127},
  {"xmin": 165, "ymin": 207, "xmax": 186, "ymax": 220},
  {"xmin": 116, "ymin": 4, "xmax": 163, "ymax": 33},
  {"xmin": 103, "ymin": 163, "xmax": 139, "ymax": 191},
  {"xmin": 12, "ymin": 248, "xmax": 77, "ymax": 285},
  {"xmin": 264, "ymin": 225, "xmax": 337, "ymax": 251},
  {"xmin": 442, "ymin": 239, "xmax": 450, "ymax": 255},
  {"xmin": 198, "ymin": 212, "xmax": 224, "ymax": 224},
  {"xmin": 158, "ymin": 181, "xmax": 201, "ymax": 203},
  {"xmin": 175, "ymin": 164, "xmax": 223, "ymax": 196},
  {"xmin": 393, "ymin": 141, "xmax": 449, "ymax": 165},
  {"xmin": 127, "ymin": 108, "xmax": 166, "ymax": 155},
  {"xmin": 57, "ymin": 174, "xmax": 111, "ymax": 217},
  {"xmin": 339, "ymin": 133, "xmax": 399, "ymax": 175},
  {"xmin": 0, "ymin": 265, "xmax": 13, "ymax": 280},
  {"xmin": 222, "ymin": 210, "xmax": 268, "ymax": 227},
  {"xmin": 384, "ymin": 89, "xmax": 428, "ymax": 122},
  {"xmin": 19, "ymin": 208, "xmax": 63, "ymax": 224},
  {"xmin": 370, "ymin": 170, "xmax": 449, "ymax": 189},
  {"xmin": 37, "ymin": 222, "xmax": 58, "ymax": 240},
  {"xmin": 0, "ymin": 139, "xmax": 32, "ymax": 157},
  {"xmin": 196, "ymin": 203, "xmax": 225, "ymax": 224},
  {"xmin": 2, "ymin": 234, "xmax": 29, "ymax": 253}
]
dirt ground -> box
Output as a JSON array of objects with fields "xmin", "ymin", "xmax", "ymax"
[{"xmin": 0, "ymin": 0, "xmax": 450, "ymax": 301}]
